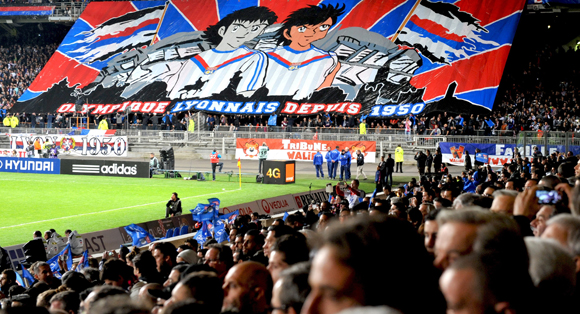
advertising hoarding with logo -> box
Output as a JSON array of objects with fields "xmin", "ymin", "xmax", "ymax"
[
  {"xmin": 236, "ymin": 139, "xmax": 376, "ymax": 163},
  {"xmin": 61, "ymin": 159, "xmax": 149, "ymax": 178},
  {"xmin": 0, "ymin": 157, "xmax": 60, "ymax": 174}
]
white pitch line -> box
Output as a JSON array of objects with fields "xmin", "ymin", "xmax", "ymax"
[{"xmin": 0, "ymin": 188, "xmax": 240, "ymax": 230}]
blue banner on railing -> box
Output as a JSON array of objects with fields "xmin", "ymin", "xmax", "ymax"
[
  {"xmin": 0, "ymin": 157, "xmax": 60, "ymax": 174},
  {"xmin": 440, "ymin": 142, "xmax": 580, "ymax": 167}
]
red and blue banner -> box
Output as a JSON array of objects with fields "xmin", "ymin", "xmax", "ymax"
[
  {"xmin": 15, "ymin": 0, "xmax": 525, "ymax": 117},
  {"xmin": 0, "ymin": 6, "xmax": 54, "ymax": 16}
]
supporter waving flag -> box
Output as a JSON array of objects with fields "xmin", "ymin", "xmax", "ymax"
[
  {"xmin": 75, "ymin": 250, "xmax": 90, "ymax": 272},
  {"xmin": 208, "ymin": 198, "xmax": 220, "ymax": 212},
  {"xmin": 47, "ymin": 244, "xmax": 72, "ymax": 278}
]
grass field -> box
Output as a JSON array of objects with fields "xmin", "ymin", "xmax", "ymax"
[{"xmin": 0, "ymin": 172, "xmax": 413, "ymax": 247}]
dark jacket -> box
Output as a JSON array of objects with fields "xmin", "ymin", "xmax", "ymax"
[
  {"xmin": 356, "ymin": 153, "xmax": 364, "ymax": 166},
  {"xmin": 426, "ymin": 154, "xmax": 433, "ymax": 166},
  {"xmin": 434, "ymin": 153, "xmax": 442, "ymax": 167},
  {"xmin": 22, "ymin": 238, "xmax": 47, "ymax": 265},
  {"xmin": 386, "ymin": 158, "xmax": 395, "ymax": 173},
  {"xmin": 465, "ymin": 153, "xmax": 472, "ymax": 170},
  {"xmin": 414, "ymin": 152, "xmax": 427, "ymax": 168}
]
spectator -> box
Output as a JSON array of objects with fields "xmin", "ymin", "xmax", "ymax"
[
  {"xmin": 303, "ymin": 216, "xmax": 445, "ymax": 314},
  {"xmin": 49, "ymin": 291, "xmax": 80, "ymax": 314},
  {"xmin": 271, "ymin": 262, "xmax": 311, "ymax": 314},
  {"xmin": 22, "ymin": 231, "xmax": 47, "ymax": 267},
  {"xmin": 101, "ymin": 259, "xmax": 135, "ymax": 291},
  {"xmin": 163, "ymin": 264, "xmax": 188, "ymax": 288},
  {"xmin": 164, "ymin": 272, "xmax": 223, "ymax": 314},
  {"xmin": 203, "ymin": 244, "xmax": 233, "ymax": 281},
  {"xmin": 241, "ymin": 230, "xmax": 268, "ymax": 266},
  {"xmin": 32, "ymin": 262, "xmax": 61, "ymax": 289},
  {"xmin": 267, "ymin": 234, "xmax": 310, "ymax": 283},
  {"xmin": 0, "ymin": 269, "xmax": 17, "ymax": 297},
  {"xmin": 222, "ymin": 262, "xmax": 273, "ymax": 314},
  {"xmin": 263, "ymin": 224, "xmax": 295, "ymax": 258},
  {"xmin": 165, "ymin": 192, "xmax": 182, "ymax": 218},
  {"xmin": 153, "ymin": 242, "xmax": 178, "ymax": 280}
]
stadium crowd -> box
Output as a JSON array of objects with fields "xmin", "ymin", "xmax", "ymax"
[{"xmin": 0, "ymin": 149, "xmax": 580, "ymax": 314}]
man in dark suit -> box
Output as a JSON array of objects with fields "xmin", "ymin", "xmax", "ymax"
[
  {"xmin": 386, "ymin": 153, "xmax": 395, "ymax": 186},
  {"xmin": 142, "ymin": 113, "xmax": 150, "ymax": 130},
  {"xmin": 22, "ymin": 231, "xmax": 47, "ymax": 268}
]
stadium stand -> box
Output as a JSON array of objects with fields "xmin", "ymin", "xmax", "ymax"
[{"xmin": 4, "ymin": 2, "xmax": 580, "ymax": 314}]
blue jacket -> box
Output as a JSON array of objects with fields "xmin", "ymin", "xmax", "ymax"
[
  {"xmin": 330, "ymin": 149, "xmax": 340, "ymax": 162},
  {"xmin": 463, "ymin": 177, "xmax": 476, "ymax": 193},
  {"xmin": 345, "ymin": 151, "xmax": 352, "ymax": 165},
  {"xmin": 313, "ymin": 152, "xmax": 324, "ymax": 166},
  {"xmin": 339, "ymin": 153, "xmax": 349, "ymax": 166},
  {"xmin": 325, "ymin": 151, "xmax": 332, "ymax": 163}
]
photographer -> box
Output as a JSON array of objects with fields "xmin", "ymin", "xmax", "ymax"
[
  {"xmin": 335, "ymin": 179, "xmax": 365, "ymax": 209},
  {"xmin": 165, "ymin": 192, "xmax": 182, "ymax": 218}
]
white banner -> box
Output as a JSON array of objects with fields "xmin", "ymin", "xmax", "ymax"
[
  {"xmin": 255, "ymin": 195, "xmax": 299, "ymax": 216},
  {"xmin": 442, "ymin": 154, "xmax": 513, "ymax": 167},
  {"xmin": 9, "ymin": 135, "xmax": 128, "ymax": 157}
]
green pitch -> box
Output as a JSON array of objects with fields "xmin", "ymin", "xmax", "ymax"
[{"xmin": 0, "ymin": 172, "xmax": 412, "ymax": 247}]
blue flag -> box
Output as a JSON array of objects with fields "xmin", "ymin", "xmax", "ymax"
[
  {"xmin": 15, "ymin": 270, "xmax": 25, "ymax": 287},
  {"xmin": 20, "ymin": 263, "xmax": 35, "ymax": 287},
  {"xmin": 194, "ymin": 221, "xmax": 212, "ymax": 248},
  {"xmin": 214, "ymin": 220, "xmax": 229, "ymax": 243},
  {"xmin": 219, "ymin": 210, "xmax": 239, "ymax": 225},
  {"xmin": 76, "ymin": 250, "xmax": 89, "ymax": 272},
  {"xmin": 485, "ymin": 119, "xmax": 495, "ymax": 127},
  {"xmin": 283, "ymin": 212, "xmax": 289, "ymax": 221},
  {"xmin": 268, "ymin": 114, "xmax": 277, "ymax": 126},
  {"xmin": 208, "ymin": 198, "xmax": 220, "ymax": 212},
  {"xmin": 124, "ymin": 224, "xmax": 155, "ymax": 246}
]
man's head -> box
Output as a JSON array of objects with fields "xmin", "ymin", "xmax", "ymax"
[
  {"xmin": 204, "ymin": 244, "xmax": 234, "ymax": 278},
  {"xmin": 350, "ymin": 179, "xmax": 359, "ymax": 190},
  {"xmin": 434, "ymin": 209, "xmax": 495, "ymax": 270},
  {"xmin": 275, "ymin": 4, "xmax": 345, "ymax": 48},
  {"xmin": 490, "ymin": 189, "xmax": 518, "ymax": 215},
  {"xmin": 171, "ymin": 192, "xmax": 178, "ymax": 201},
  {"xmin": 525, "ymin": 237, "xmax": 576, "ymax": 297},
  {"xmin": 153, "ymin": 242, "xmax": 177, "ymax": 276},
  {"xmin": 101, "ymin": 259, "xmax": 134, "ymax": 289},
  {"xmin": 263, "ymin": 225, "xmax": 295, "ymax": 258},
  {"xmin": 530, "ymin": 205, "xmax": 555, "ymax": 237},
  {"xmin": 203, "ymin": 7, "xmax": 277, "ymax": 48},
  {"xmin": 243, "ymin": 229, "xmax": 264, "ymax": 256},
  {"xmin": 440, "ymin": 253, "xmax": 533, "ymax": 314},
  {"xmin": 165, "ymin": 272, "xmax": 223, "ymax": 313},
  {"xmin": 164, "ymin": 264, "xmax": 188, "ymax": 288},
  {"xmin": 302, "ymin": 216, "xmax": 443, "ymax": 314},
  {"xmin": 272, "ymin": 263, "xmax": 311, "ymax": 314},
  {"xmin": 33, "ymin": 262, "xmax": 54, "ymax": 285},
  {"xmin": 222, "ymin": 262, "xmax": 273, "ymax": 313},
  {"xmin": 424, "ymin": 209, "xmax": 440, "ymax": 255},
  {"xmin": 150, "ymin": 153, "xmax": 154, "ymax": 159},
  {"xmin": 0, "ymin": 269, "xmax": 16, "ymax": 288},
  {"xmin": 50, "ymin": 291, "xmax": 80, "ymax": 314},
  {"xmin": 267, "ymin": 234, "xmax": 309, "ymax": 283}
]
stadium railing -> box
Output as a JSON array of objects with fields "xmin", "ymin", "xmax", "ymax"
[{"xmin": 2, "ymin": 127, "xmax": 579, "ymax": 157}]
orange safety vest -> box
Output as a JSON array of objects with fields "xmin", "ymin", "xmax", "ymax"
[
  {"xmin": 34, "ymin": 141, "xmax": 41, "ymax": 150},
  {"xmin": 210, "ymin": 153, "xmax": 219, "ymax": 163}
]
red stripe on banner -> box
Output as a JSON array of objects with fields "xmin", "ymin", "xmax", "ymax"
[
  {"xmin": 258, "ymin": 0, "xmax": 319, "ymax": 23},
  {"xmin": 409, "ymin": 15, "xmax": 465, "ymax": 42},
  {"xmin": 410, "ymin": 45, "xmax": 511, "ymax": 101},
  {"xmin": 172, "ymin": 0, "xmax": 219, "ymax": 32},
  {"xmin": 337, "ymin": 0, "xmax": 406, "ymax": 30},
  {"xmin": 454, "ymin": 0, "xmax": 524, "ymax": 27},
  {"xmin": 28, "ymin": 51, "xmax": 100, "ymax": 93},
  {"xmin": 81, "ymin": 1, "xmax": 136, "ymax": 28},
  {"xmin": 0, "ymin": 6, "xmax": 54, "ymax": 11},
  {"xmin": 95, "ymin": 18, "xmax": 160, "ymax": 42}
]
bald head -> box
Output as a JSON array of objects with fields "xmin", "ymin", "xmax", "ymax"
[{"xmin": 222, "ymin": 262, "xmax": 273, "ymax": 313}]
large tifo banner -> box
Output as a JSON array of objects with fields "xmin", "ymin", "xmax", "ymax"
[
  {"xmin": 235, "ymin": 138, "xmax": 376, "ymax": 162},
  {"xmin": 15, "ymin": 0, "xmax": 524, "ymax": 117},
  {"xmin": 440, "ymin": 142, "xmax": 580, "ymax": 167},
  {"xmin": 9, "ymin": 134, "xmax": 128, "ymax": 157}
]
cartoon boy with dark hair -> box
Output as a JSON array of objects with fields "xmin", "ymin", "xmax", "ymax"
[
  {"xmin": 166, "ymin": 6, "xmax": 277, "ymax": 99},
  {"xmin": 265, "ymin": 4, "xmax": 344, "ymax": 100}
]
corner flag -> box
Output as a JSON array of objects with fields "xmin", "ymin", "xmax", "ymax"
[{"xmin": 237, "ymin": 158, "xmax": 241, "ymax": 188}]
